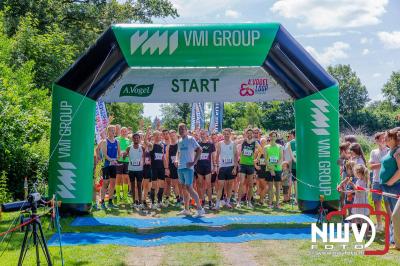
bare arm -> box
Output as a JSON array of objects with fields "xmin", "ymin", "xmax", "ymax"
[{"xmin": 164, "ymin": 145, "xmax": 170, "ymax": 169}]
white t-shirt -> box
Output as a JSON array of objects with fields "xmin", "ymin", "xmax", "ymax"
[
  {"xmin": 369, "ymin": 147, "xmax": 390, "ymax": 182},
  {"xmin": 177, "ymin": 136, "xmax": 200, "ymax": 170}
]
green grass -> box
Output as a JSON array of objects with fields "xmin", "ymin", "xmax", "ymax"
[{"xmin": 0, "ymin": 202, "xmax": 398, "ymax": 265}]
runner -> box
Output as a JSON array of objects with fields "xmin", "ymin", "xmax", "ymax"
[
  {"xmin": 195, "ymin": 130, "xmax": 216, "ymax": 209},
  {"xmin": 100, "ymin": 125, "xmax": 120, "ymax": 209},
  {"xmin": 162, "ymin": 129, "xmax": 172, "ymax": 205},
  {"xmin": 123, "ymin": 132, "xmax": 146, "ymax": 209},
  {"xmin": 215, "ymin": 128, "xmax": 238, "ymax": 210},
  {"xmin": 210, "ymin": 132, "xmax": 219, "ymax": 196},
  {"xmin": 165, "ymin": 130, "xmax": 182, "ymax": 206},
  {"xmin": 142, "ymin": 133, "xmax": 152, "ymax": 209},
  {"xmin": 175, "ymin": 123, "xmax": 205, "ymax": 217},
  {"xmin": 145, "ymin": 128, "xmax": 167, "ymax": 209},
  {"xmin": 265, "ymin": 131, "xmax": 284, "ymax": 208},
  {"xmin": 237, "ymin": 128, "xmax": 261, "ymax": 208},
  {"xmin": 255, "ymin": 144, "xmax": 268, "ymax": 205},
  {"xmin": 116, "ymin": 127, "xmax": 131, "ymax": 203}
]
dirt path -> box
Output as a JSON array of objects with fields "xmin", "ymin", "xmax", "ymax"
[
  {"xmin": 217, "ymin": 243, "xmax": 259, "ymax": 266},
  {"xmin": 126, "ymin": 246, "xmax": 165, "ymax": 266}
]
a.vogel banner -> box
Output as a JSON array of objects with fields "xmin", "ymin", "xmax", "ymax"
[
  {"xmin": 190, "ymin": 103, "xmax": 205, "ymax": 130},
  {"xmin": 209, "ymin": 102, "xmax": 224, "ymax": 133},
  {"xmin": 112, "ymin": 23, "xmax": 279, "ymax": 67},
  {"xmin": 100, "ymin": 67, "xmax": 290, "ymax": 103},
  {"xmin": 95, "ymin": 100, "xmax": 109, "ymax": 144}
]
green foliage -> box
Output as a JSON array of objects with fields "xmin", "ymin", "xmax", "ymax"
[
  {"xmin": 160, "ymin": 103, "xmax": 191, "ymax": 130},
  {"xmin": 327, "ymin": 64, "xmax": 369, "ymax": 114},
  {"xmin": 0, "ymin": 171, "xmax": 12, "ymax": 203},
  {"xmin": 382, "ymin": 71, "xmax": 400, "ymax": 107},
  {"xmin": 106, "ymin": 103, "xmax": 144, "ymax": 131},
  {"xmin": 260, "ymin": 101, "xmax": 295, "ymax": 131}
]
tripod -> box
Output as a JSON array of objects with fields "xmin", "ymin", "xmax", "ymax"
[
  {"xmin": 316, "ymin": 195, "xmax": 328, "ymax": 226},
  {"xmin": 18, "ymin": 201, "xmax": 52, "ymax": 266}
]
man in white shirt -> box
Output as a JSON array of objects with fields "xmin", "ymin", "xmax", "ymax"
[
  {"xmin": 369, "ymin": 131, "xmax": 390, "ymax": 231},
  {"xmin": 175, "ymin": 123, "xmax": 205, "ymax": 217}
]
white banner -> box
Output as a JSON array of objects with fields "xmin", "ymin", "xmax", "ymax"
[{"xmin": 100, "ymin": 67, "xmax": 290, "ymax": 103}]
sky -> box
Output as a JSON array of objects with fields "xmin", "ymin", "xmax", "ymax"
[{"xmin": 142, "ymin": 0, "xmax": 400, "ymax": 119}]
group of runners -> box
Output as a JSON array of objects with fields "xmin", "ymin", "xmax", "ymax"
[{"xmin": 94, "ymin": 123, "xmax": 297, "ymax": 217}]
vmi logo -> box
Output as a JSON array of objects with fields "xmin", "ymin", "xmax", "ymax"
[
  {"xmin": 57, "ymin": 162, "xmax": 76, "ymax": 198},
  {"xmin": 131, "ymin": 30, "xmax": 178, "ymax": 55},
  {"xmin": 311, "ymin": 99, "xmax": 330, "ymax": 136}
]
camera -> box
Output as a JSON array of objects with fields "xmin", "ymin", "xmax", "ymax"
[{"xmin": 1, "ymin": 192, "xmax": 46, "ymax": 213}]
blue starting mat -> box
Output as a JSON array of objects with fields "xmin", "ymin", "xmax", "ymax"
[
  {"xmin": 71, "ymin": 214, "xmax": 317, "ymax": 229},
  {"xmin": 48, "ymin": 227, "xmax": 311, "ymax": 247}
]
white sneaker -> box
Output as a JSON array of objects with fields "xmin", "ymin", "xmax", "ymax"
[
  {"xmin": 247, "ymin": 201, "xmax": 253, "ymax": 208},
  {"xmin": 151, "ymin": 203, "xmax": 157, "ymax": 210},
  {"xmin": 213, "ymin": 200, "xmax": 221, "ymax": 210},
  {"xmin": 225, "ymin": 202, "xmax": 233, "ymax": 209},
  {"xmin": 194, "ymin": 208, "xmax": 205, "ymax": 218},
  {"xmin": 178, "ymin": 209, "xmax": 191, "ymax": 216},
  {"xmin": 236, "ymin": 202, "xmax": 242, "ymax": 208},
  {"xmin": 220, "ymin": 200, "xmax": 226, "ymax": 207},
  {"xmin": 377, "ymin": 223, "xmax": 384, "ymax": 232}
]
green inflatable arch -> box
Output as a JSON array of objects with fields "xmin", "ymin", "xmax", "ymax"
[{"xmin": 49, "ymin": 23, "xmax": 340, "ymax": 214}]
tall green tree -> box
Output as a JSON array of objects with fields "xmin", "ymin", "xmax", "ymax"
[
  {"xmin": 106, "ymin": 103, "xmax": 144, "ymax": 131},
  {"xmin": 260, "ymin": 100, "xmax": 295, "ymax": 131},
  {"xmin": 160, "ymin": 103, "xmax": 191, "ymax": 130},
  {"xmin": 327, "ymin": 64, "xmax": 369, "ymax": 115},
  {"xmin": 382, "ymin": 71, "xmax": 400, "ymax": 108}
]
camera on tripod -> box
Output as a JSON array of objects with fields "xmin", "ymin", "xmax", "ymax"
[
  {"xmin": 1, "ymin": 192, "xmax": 46, "ymax": 213},
  {"xmin": 1, "ymin": 190, "xmax": 53, "ymax": 265}
]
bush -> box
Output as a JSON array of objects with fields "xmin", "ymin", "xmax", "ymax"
[{"xmin": 0, "ymin": 171, "xmax": 12, "ymax": 204}]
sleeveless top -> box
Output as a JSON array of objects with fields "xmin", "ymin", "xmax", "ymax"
[
  {"xmin": 104, "ymin": 139, "xmax": 118, "ymax": 167},
  {"xmin": 197, "ymin": 142, "xmax": 215, "ymax": 168},
  {"xmin": 380, "ymin": 147, "xmax": 400, "ymax": 185},
  {"xmin": 265, "ymin": 144, "xmax": 282, "ymax": 171},
  {"xmin": 150, "ymin": 142, "xmax": 164, "ymax": 169},
  {"xmin": 169, "ymin": 143, "xmax": 178, "ymax": 169},
  {"xmin": 128, "ymin": 144, "xmax": 144, "ymax": 171},
  {"xmin": 144, "ymin": 147, "xmax": 151, "ymax": 166},
  {"xmin": 239, "ymin": 141, "xmax": 256, "ymax": 166},
  {"xmin": 219, "ymin": 141, "xmax": 235, "ymax": 167},
  {"xmin": 117, "ymin": 136, "xmax": 131, "ymax": 163}
]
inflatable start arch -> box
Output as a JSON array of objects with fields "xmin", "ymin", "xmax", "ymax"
[{"xmin": 49, "ymin": 23, "xmax": 340, "ymax": 213}]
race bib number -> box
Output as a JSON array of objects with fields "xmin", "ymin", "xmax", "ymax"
[
  {"xmin": 222, "ymin": 158, "xmax": 233, "ymax": 164},
  {"xmin": 145, "ymin": 157, "xmax": 151, "ymax": 164},
  {"xmin": 269, "ymin": 156, "xmax": 278, "ymax": 164},
  {"xmin": 171, "ymin": 156, "xmax": 176, "ymax": 162},
  {"xmin": 259, "ymin": 158, "xmax": 266, "ymax": 165},
  {"xmin": 243, "ymin": 149, "xmax": 253, "ymax": 156},
  {"xmin": 131, "ymin": 160, "xmax": 141, "ymax": 166},
  {"xmin": 155, "ymin": 153, "xmax": 163, "ymax": 160},
  {"xmin": 200, "ymin": 153, "xmax": 209, "ymax": 160}
]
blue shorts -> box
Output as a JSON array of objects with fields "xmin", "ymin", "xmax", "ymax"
[
  {"xmin": 372, "ymin": 182, "xmax": 383, "ymax": 202},
  {"xmin": 381, "ymin": 182, "xmax": 400, "ymax": 212},
  {"xmin": 178, "ymin": 168, "xmax": 194, "ymax": 186}
]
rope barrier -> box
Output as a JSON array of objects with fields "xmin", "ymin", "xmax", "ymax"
[
  {"xmin": 0, "ymin": 216, "xmax": 37, "ymax": 237},
  {"xmin": 337, "ymin": 185, "xmax": 400, "ymax": 199}
]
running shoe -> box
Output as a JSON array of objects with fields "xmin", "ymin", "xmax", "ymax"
[
  {"xmin": 208, "ymin": 201, "xmax": 212, "ymax": 209},
  {"xmin": 101, "ymin": 202, "xmax": 107, "ymax": 210},
  {"xmin": 151, "ymin": 203, "xmax": 158, "ymax": 210},
  {"xmin": 220, "ymin": 200, "xmax": 226, "ymax": 207},
  {"xmin": 177, "ymin": 209, "xmax": 191, "ymax": 216},
  {"xmin": 225, "ymin": 202, "xmax": 233, "ymax": 209},
  {"xmin": 92, "ymin": 203, "xmax": 99, "ymax": 211},
  {"xmin": 213, "ymin": 200, "xmax": 221, "ymax": 210},
  {"xmin": 236, "ymin": 202, "xmax": 242, "ymax": 208},
  {"xmin": 193, "ymin": 208, "xmax": 205, "ymax": 218},
  {"xmin": 247, "ymin": 201, "xmax": 254, "ymax": 208},
  {"xmin": 108, "ymin": 202, "xmax": 118, "ymax": 209},
  {"xmin": 162, "ymin": 201, "xmax": 169, "ymax": 208}
]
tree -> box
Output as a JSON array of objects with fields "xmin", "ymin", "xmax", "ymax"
[
  {"xmin": 106, "ymin": 103, "xmax": 144, "ymax": 131},
  {"xmin": 260, "ymin": 101, "xmax": 295, "ymax": 131},
  {"xmin": 327, "ymin": 64, "xmax": 369, "ymax": 115},
  {"xmin": 160, "ymin": 103, "xmax": 191, "ymax": 130},
  {"xmin": 382, "ymin": 71, "xmax": 400, "ymax": 108}
]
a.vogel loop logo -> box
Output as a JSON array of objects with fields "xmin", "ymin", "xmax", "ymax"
[
  {"xmin": 120, "ymin": 84, "xmax": 154, "ymax": 97},
  {"xmin": 239, "ymin": 83, "xmax": 254, "ymax": 96},
  {"xmin": 239, "ymin": 78, "xmax": 268, "ymax": 96},
  {"xmin": 130, "ymin": 30, "xmax": 178, "ymax": 55}
]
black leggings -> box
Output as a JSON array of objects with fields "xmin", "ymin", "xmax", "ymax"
[{"xmin": 129, "ymin": 171, "xmax": 143, "ymax": 203}]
